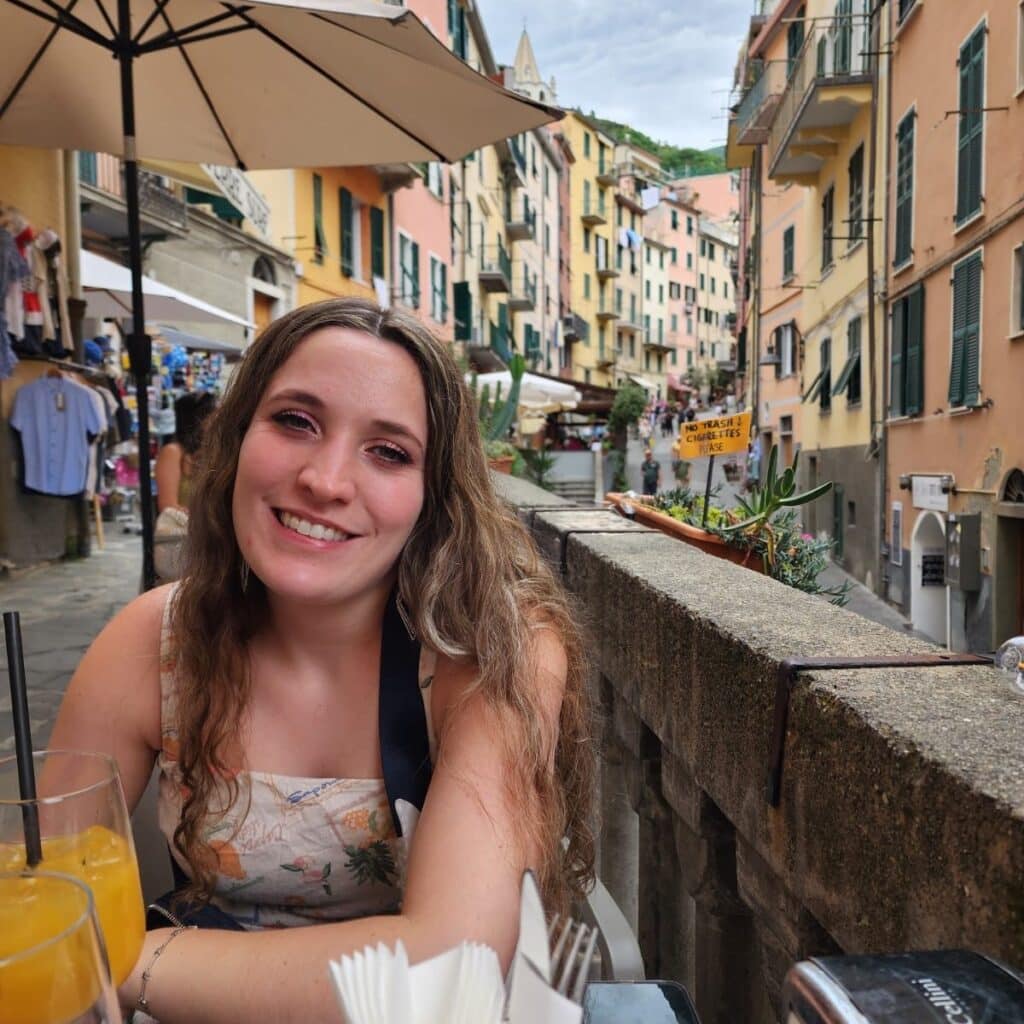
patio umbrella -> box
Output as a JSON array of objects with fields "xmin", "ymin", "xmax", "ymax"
[{"xmin": 0, "ymin": 0, "xmax": 560, "ymax": 588}]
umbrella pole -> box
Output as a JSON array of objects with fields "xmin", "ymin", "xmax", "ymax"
[{"xmin": 117, "ymin": 0, "xmax": 156, "ymax": 591}]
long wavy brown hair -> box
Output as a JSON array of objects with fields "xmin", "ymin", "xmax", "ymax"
[{"xmin": 170, "ymin": 298, "xmax": 594, "ymax": 912}]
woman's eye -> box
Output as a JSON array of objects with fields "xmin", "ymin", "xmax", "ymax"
[
  {"xmin": 370, "ymin": 443, "xmax": 411, "ymax": 465},
  {"xmin": 272, "ymin": 410, "xmax": 318, "ymax": 433}
]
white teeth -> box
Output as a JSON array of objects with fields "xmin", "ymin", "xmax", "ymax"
[{"xmin": 279, "ymin": 512, "xmax": 347, "ymax": 542}]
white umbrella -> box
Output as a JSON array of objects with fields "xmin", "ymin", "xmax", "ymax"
[
  {"xmin": 81, "ymin": 250, "xmax": 251, "ymax": 326},
  {"xmin": 471, "ymin": 371, "xmax": 582, "ymax": 414},
  {"xmin": 0, "ymin": 0, "xmax": 560, "ymax": 587}
]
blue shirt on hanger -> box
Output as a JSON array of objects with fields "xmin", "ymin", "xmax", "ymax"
[{"xmin": 10, "ymin": 375, "xmax": 106, "ymax": 496}]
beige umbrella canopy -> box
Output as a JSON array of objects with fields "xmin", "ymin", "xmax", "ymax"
[
  {"xmin": 0, "ymin": 0, "xmax": 561, "ymax": 588},
  {"xmin": 0, "ymin": 0, "xmax": 558, "ymax": 165}
]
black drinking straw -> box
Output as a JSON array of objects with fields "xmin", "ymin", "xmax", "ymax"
[{"xmin": 3, "ymin": 611, "xmax": 42, "ymax": 867}]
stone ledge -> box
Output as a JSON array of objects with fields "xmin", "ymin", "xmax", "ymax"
[{"xmin": 523, "ymin": 504, "xmax": 1024, "ymax": 1012}]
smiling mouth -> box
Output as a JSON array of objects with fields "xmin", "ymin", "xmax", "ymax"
[{"xmin": 275, "ymin": 510, "xmax": 352, "ymax": 543}]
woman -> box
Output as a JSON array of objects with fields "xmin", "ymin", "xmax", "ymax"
[
  {"xmin": 49, "ymin": 299, "xmax": 593, "ymax": 1022},
  {"xmin": 154, "ymin": 391, "xmax": 217, "ymax": 512}
]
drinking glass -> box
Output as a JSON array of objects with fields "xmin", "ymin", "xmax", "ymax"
[
  {"xmin": 0, "ymin": 870, "xmax": 122, "ymax": 1023},
  {"xmin": 0, "ymin": 750, "xmax": 146, "ymax": 987}
]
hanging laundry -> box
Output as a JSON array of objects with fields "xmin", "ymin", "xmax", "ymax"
[
  {"xmin": 12, "ymin": 224, "xmax": 47, "ymax": 356},
  {"xmin": 640, "ymin": 186, "xmax": 660, "ymax": 210},
  {"xmin": 0, "ymin": 227, "xmax": 28, "ymax": 380},
  {"xmin": 10, "ymin": 373, "xmax": 106, "ymax": 496},
  {"xmin": 627, "ymin": 229, "xmax": 642, "ymax": 253},
  {"xmin": 618, "ymin": 227, "xmax": 630, "ymax": 249}
]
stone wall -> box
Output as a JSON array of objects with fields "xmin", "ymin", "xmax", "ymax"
[{"xmin": 493, "ymin": 475, "xmax": 1024, "ymax": 1024}]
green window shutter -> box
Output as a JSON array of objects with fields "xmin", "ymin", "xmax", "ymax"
[
  {"xmin": 440, "ymin": 262, "xmax": 448, "ymax": 323},
  {"xmin": 411, "ymin": 241, "xmax": 420, "ymax": 308},
  {"xmin": 847, "ymin": 317, "xmax": 861, "ymax": 403},
  {"xmin": 895, "ymin": 114, "xmax": 915, "ymax": 265},
  {"xmin": 820, "ymin": 337, "xmax": 832, "ymax": 412},
  {"xmin": 956, "ymin": 28, "xmax": 985, "ymax": 223},
  {"xmin": 370, "ymin": 206, "xmax": 385, "ymax": 279},
  {"xmin": 821, "ymin": 187, "xmax": 834, "ymax": 269},
  {"xmin": 949, "ymin": 259, "xmax": 969, "ymax": 405},
  {"xmin": 905, "ymin": 285, "xmax": 924, "ymax": 415},
  {"xmin": 773, "ymin": 326, "xmax": 782, "ymax": 379},
  {"xmin": 891, "ymin": 298, "xmax": 906, "ymax": 416},
  {"xmin": 963, "ymin": 254, "xmax": 982, "ymax": 406},
  {"xmin": 453, "ymin": 281, "xmax": 471, "ymax": 340},
  {"xmin": 783, "ymin": 227, "xmax": 794, "ymax": 279},
  {"xmin": 313, "ymin": 173, "xmax": 325, "ymax": 263},
  {"xmin": 339, "ymin": 188, "xmax": 353, "ymax": 277}
]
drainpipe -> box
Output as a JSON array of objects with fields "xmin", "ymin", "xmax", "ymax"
[
  {"xmin": 865, "ymin": 0, "xmax": 882, "ymax": 595},
  {"xmin": 880, "ymin": 2, "xmax": 894, "ymax": 600},
  {"xmin": 388, "ymin": 190, "xmax": 396, "ymax": 309},
  {"xmin": 62, "ymin": 150, "xmax": 85, "ymax": 362},
  {"xmin": 751, "ymin": 148, "xmax": 763, "ymax": 430}
]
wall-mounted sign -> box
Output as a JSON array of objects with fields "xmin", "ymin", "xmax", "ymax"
[
  {"xmin": 921, "ymin": 551, "xmax": 945, "ymax": 587},
  {"xmin": 677, "ymin": 410, "xmax": 752, "ymax": 460},
  {"xmin": 912, "ymin": 475, "xmax": 949, "ymax": 512},
  {"xmin": 201, "ymin": 164, "xmax": 271, "ymax": 240}
]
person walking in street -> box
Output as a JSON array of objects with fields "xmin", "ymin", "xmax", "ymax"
[
  {"xmin": 45, "ymin": 298, "xmax": 595, "ymax": 1022},
  {"xmin": 641, "ymin": 448, "xmax": 661, "ymax": 496}
]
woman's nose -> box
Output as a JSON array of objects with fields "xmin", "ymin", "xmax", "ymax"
[{"xmin": 295, "ymin": 445, "xmax": 358, "ymax": 504}]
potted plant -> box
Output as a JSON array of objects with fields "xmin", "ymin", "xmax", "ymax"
[
  {"xmin": 606, "ymin": 446, "xmax": 848, "ymax": 602},
  {"xmin": 473, "ymin": 355, "xmax": 525, "ymax": 473}
]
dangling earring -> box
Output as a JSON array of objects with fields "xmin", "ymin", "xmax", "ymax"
[
  {"xmin": 396, "ymin": 593, "xmax": 416, "ymax": 640},
  {"xmin": 239, "ymin": 558, "xmax": 251, "ymax": 593}
]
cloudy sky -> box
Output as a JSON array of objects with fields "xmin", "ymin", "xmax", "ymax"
[{"xmin": 475, "ymin": 0, "xmax": 756, "ymax": 152}]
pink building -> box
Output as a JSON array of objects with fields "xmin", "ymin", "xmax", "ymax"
[{"xmin": 393, "ymin": 0, "xmax": 453, "ymax": 342}]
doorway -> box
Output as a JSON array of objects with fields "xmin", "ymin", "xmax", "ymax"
[{"xmin": 911, "ymin": 511, "xmax": 947, "ymax": 644}]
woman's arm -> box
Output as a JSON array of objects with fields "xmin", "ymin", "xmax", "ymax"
[
  {"xmin": 46, "ymin": 586, "xmax": 166, "ymax": 812},
  {"xmin": 154, "ymin": 443, "xmax": 183, "ymax": 513},
  {"xmin": 120, "ymin": 629, "xmax": 569, "ymax": 1024}
]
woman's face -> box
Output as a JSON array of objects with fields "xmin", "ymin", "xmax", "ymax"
[{"xmin": 232, "ymin": 327, "xmax": 428, "ymax": 608}]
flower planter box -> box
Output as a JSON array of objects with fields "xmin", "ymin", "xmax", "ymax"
[
  {"xmin": 488, "ymin": 456, "xmax": 516, "ymax": 475},
  {"xmin": 605, "ymin": 492, "xmax": 764, "ymax": 573}
]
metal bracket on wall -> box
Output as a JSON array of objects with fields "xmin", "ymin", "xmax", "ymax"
[{"xmin": 767, "ymin": 653, "xmax": 992, "ymax": 807}]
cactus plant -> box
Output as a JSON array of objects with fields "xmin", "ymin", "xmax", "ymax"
[{"xmin": 473, "ymin": 354, "xmax": 526, "ymax": 442}]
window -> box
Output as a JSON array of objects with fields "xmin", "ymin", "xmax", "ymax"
[
  {"xmin": 669, "ymin": 282, "xmax": 680, "ymax": 300},
  {"xmin": 583, "ymin": 273, "xmax": 591, "ymax": 300},
  {"xmin": 686, "ymin": 216, "xmax": 693, "ymax": 236},
  {"xmin": 684, "ymin": 285, "xmax": 696, "ymax": 303},
  {"xmin": 370, "ymin": 207, "xmax": 385, "ymax": 279},
  {"xmin": 686, "ymin": 316, "xmax": 693, "ymax": 335},
  {"xmin": 312, "ymin": 173, "xmax": 326, "ymax": 264},
  {"xmin": 819, "ymin": 338, "xmax": 832, "ymax": 412},
  {"xmin": 1014, "ymin": 245, "xmax": 1024, "ymax": 335},
  {"xmin": 658, "ymin": 284, "xmax": 664, "ymax": 303},
  {"xmin": 398, "ymin": 233, "xmax": 420, "ymax": 308},
  {"xmin": 671, "ymin": 247, "xmax": 678, "ymax": 265},
  {"xmin": 787, "ymin": 9, "xmax": 805, "ymax": 77},
  {"xmin": 710, "ymin": 277, "xmax": 716, "ymax": 295},
  {"xmin": 544, "ymin": 165, "xmax": 550, "ymax": 198},
  {"xmin": 686, "ymin": 252, "xmax": 693, "ymax": 270},
  {"xmin": 699, "ymin": 273, "xmax": 705, "ymax": 291},
  {"xmin": 615, "ymin": 287, "xmax": 623, "ymax": 313},
  {"xmin": 583, "ymin": 133, "xmax": 591, "ymax": 159},
  {"xmin": 780, "ymin": 414, "xmax": 793, "ymax": 436},
  {"xmin": 890, "ymin": 284, "xmax": 925, "ymax": 416},
  {"xmin": 616, "ymin": 205, "xmax": 623, "ymax": 227},
  {"xmin": 848, "ymin": 146, "xmax": 863, "ymax": 247},
  {"xmin": 671, "ymin": 210, "xmax": 679, "ymax": 230},
  {"xmin": 645, "ymin": 280, "xmax": 651, "ymax": 299},
  {"xmin": 956, "ymin": 25, "xmax": 986, "ymax": 225},
  {"xmin": 894, "ymin": 111, "xmax": 915, "ymax": 267},
  {"xmin": 645, "ymin": 247, "xmax": 651, "ymax": 265},
  {"xmin": 544, "ymin": 223, "xmax": 551, "ymax": 256},
  {"xmin": 448, "ymin": 0, "xmax": 467, "ymax": 59},
  {"xmin": 687, "ymin": 349, "xmax": 693, "ymax": 367},
  {"xmin": 671, "ymin": 313, "xmax": 678, "ymax": 332},
  {"xmin": 659, "ymin": 251, "xmax": 665, "ymax": 270},
  {"xmin": 833, "ymin": 0, "xmax": 853, "ymax": 75},
  {"xmin": 898, "ymin": 0, "xmax": 917, "ymax": 23},
  {"xmin": 949, "ymin": 251, "xmax": 982, "ymax": 407},
  {"xmin": 427, "ymin": 162, "xmax": 444, "ymax": 199},
  {"xmin": 531, "ymin": 144, "xmax": 537, "ymax": 179},
  {"xmin": 429, "ymin": 256, "xmax": 447, "ymax": 323},
  {"xmin": 452, "ymin": 281, "xmax": 471, "ymax": 341},
  {"xmin": 584, "ymin": 228, "xmax": 591, "ymax": 254},
  {"xmin": 821, "ymin": 186, "xmax": 834, "ymax": 270},
  {"xmin": 832, "ymin": 316, "xmax": 862, "ymax": 404},
  {"xmin": 723, "ymin": 282, "xmax": 729, "ymax": 299},
  {"xmin": 671, "ymin": 349, "xmax": 678, "ymax": 365},
  {"xmin": 700, "ymin": 238, "xmax": 707, "ymax": 258},
  {"xmin": 339, "ymin": 187, "xmax": 355, "ymax": 277},
  {"xmin": 583, "ymin": 179, "xmax": 591, "ymax": 214},
  {"xmin": 783, "ymin": 226, "xmax": 795, "ymax": 280},
  {"xmin": 708, "ymin": 242, "xmax": 716, "ymax": 261},
  {"xmin": 775, "ymin": 321, "xmax": 795, "ymax": 378}
]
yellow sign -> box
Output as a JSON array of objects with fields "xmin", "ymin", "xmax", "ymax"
[{"xmin": 676, "ymin": 411, "xmax": 752, "ymax": 460}]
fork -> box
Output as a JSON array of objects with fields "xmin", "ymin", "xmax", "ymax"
[{"xmin": 547, "ymin": 914, "xmax": 601, "ymax": 1004}]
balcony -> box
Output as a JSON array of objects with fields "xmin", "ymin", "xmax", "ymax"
[
  {"xmin": 596, "ymin": 159, "xmax": 617, "ymax": 188},
  {"xmin": 562, "ymin": 312, "xmax": 589, "ymax": 344},
  {"xmin": 643, "ymin": 330, "xmax": 673, "ymax": 354},
  {"xmin": 767, "ymin": 19, "xmax": 872, "ymax": 185},
  {"xmin": 506, "ymin": 194, "xmax": 536, "ymax": 243},
  {"xmin": 618, "ymin": 308, "xmax": 645, "ymax": 333},
  {"xmin": 595, "ymin": 299, "xmax": 619, "ymax": 322},
  {"xmin": 596, "ymin": 340, "xmax": 616, "ymax": 369},
  {"xmin": 479, "ymin": 242, "xmax": 511, "ymax": 293},
  {"xmin": 581, "ymin": 197, "xmax": 608, "ymax": 226},
  {"xmin": 733, "ymin": 59, "xmax": 788, "ymax": 145},
  {"xmin": 508, "ymin": 263, "xmax": 538, "ymax": 312},
  {"xmin": 596, "ymin": 255, "xmax": 618, "ymax": 281}
]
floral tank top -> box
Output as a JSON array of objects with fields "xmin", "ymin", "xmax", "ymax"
[{"xmin": 156, "ymin": 593, "xmax": 437, "ymax": 930}]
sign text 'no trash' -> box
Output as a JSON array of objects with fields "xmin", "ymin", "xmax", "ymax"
[{"xmin": 677, "ymin": 411, "xmax": 752, "ymax": 460}]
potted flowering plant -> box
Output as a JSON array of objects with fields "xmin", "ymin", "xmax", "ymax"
[{"xmin": 606, "ymin": 446, "xmax": 848, "ymax": 603}]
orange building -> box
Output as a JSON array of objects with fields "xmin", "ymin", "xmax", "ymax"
[{"xmin": 883, "ymin": 0, "xmax": 1024, "ymax": 650}]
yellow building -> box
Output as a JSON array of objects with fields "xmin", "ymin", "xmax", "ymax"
[
  {"xmin": 561, "ymin": 111, "xmax": 617, "ymax": 387},
  {"xmin": 250, "ymin": 165, "xmax": 398, "ymax": 311},
  {"xmin": 765, "ymin": 0, "xmax": 888, "ymax": 589}
]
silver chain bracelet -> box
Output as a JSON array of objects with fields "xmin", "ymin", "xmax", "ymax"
[{"xmin": 127, "ymin": 904, "xmax": 197, "ymax": 1023}]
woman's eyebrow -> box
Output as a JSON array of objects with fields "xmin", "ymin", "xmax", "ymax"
[{"xmin": 266, "ymin": 388, "xmax": 325, "ymax": 410}]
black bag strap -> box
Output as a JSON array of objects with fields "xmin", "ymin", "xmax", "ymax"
[{"xmin": 378, "ymin": 591, "xmax": 432, "ymax": 837}]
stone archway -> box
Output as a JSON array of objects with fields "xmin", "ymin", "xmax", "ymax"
[{"xmin": 911, "ymin": 510, "xmax": 947, "ymax": 644}]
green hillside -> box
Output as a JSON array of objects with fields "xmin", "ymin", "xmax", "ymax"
[{"xmin": 587, "ymin": 114, "xmax": 726, "ymax": 178}]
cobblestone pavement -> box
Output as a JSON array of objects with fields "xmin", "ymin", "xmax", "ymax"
[{"xmin": 0, "ymin": 527, "xmax": 142, "ymax": 752}]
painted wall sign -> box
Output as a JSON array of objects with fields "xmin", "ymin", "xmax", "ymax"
[
  {"xmin": 201, "ymin": 164, "xmax": 271, "ymax": 240},
  {"xmin": 677, "ymin": 410, "xmax": 752, "ymax": 460},
  {"xmin": 912, "ymin": 475, "xmax": 949, "ymax": 512}
]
